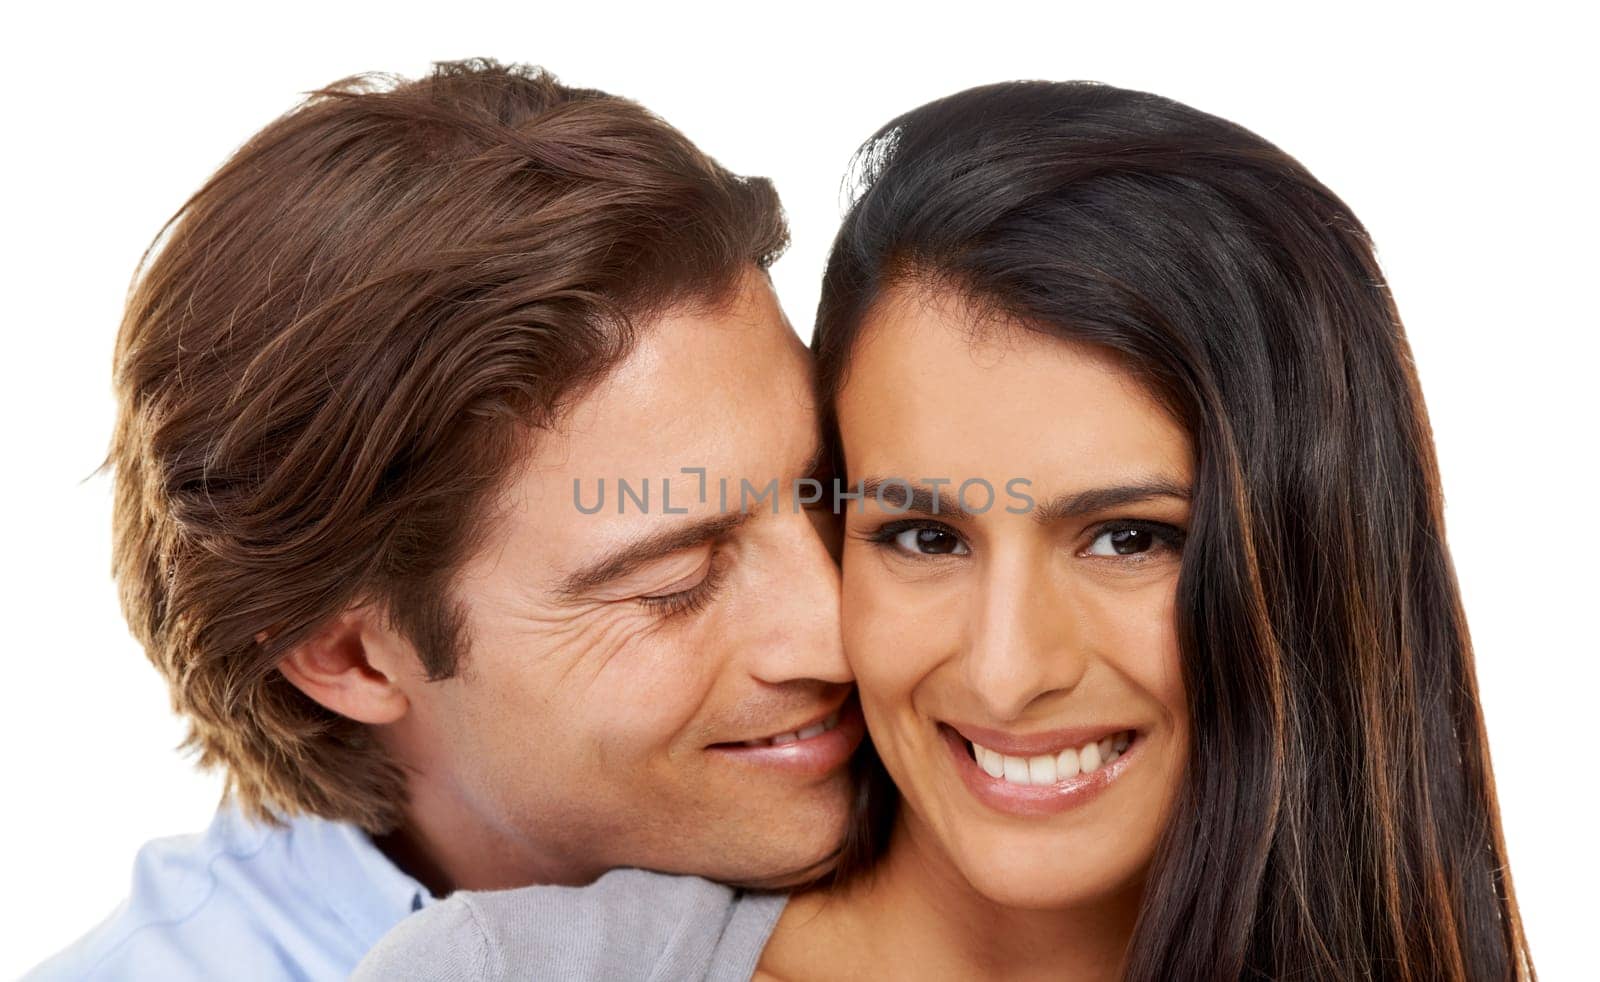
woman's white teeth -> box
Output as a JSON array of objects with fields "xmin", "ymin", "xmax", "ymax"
[
  {"xmin": 971, "ymin": 731, "xmax": 1134, "ymax": 786},
  {"xmin": 742, "ymin": 708, "xmax": 841, "ymax": 747},
  {"xmin": 1080, "ymin": 741, "xmax": 1102, "ymax": 773}
]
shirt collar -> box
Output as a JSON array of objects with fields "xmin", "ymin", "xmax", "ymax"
[{"xmin": 283, "ymin": 808, "xmax": 436, "ymax": 950}]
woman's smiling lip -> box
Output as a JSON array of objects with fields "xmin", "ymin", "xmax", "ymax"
[
  {"xmin": 705, "ymin": 697, "xmax": 866, "ymax": 776},
  {"xmin": 940, "ymin": 721, "xmax": 1143, "ymax": 817},
  {"xmin": 948, "ymin": 720, "xmax": 1136, "ymax": 757}
]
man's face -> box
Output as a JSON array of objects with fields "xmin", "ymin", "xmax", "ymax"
[{"xmin": 383, "ymin": 269, "xmax": 862, "ymax": 889}]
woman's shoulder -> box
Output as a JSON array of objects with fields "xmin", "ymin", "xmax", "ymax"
[{"xmin": 353, "ymin": 868, "xmax": 788, "ymax": 981}]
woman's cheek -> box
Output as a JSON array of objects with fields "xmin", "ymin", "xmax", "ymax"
[
  {"xmin": 842, "ymin": 552, "xmax": 957, "ymax": 688},
  {"xmin": 840, "ymin": 565, "xmax": 905, "ymax": 695}
]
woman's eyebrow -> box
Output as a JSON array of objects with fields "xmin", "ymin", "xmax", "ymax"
[
  {"xmin": 856, "ymin": 477, "xmax": 967, "ymax": 517},
  {"xmin": 1030, "ymin": 479, "xmax": 1191, "ymax": 524},
  {"xmin": 851, "ymin": 476, "xmax": 1190, "ymax": 521}
]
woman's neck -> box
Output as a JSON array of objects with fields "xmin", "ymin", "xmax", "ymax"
[{"xmin": 761, "ymin": 809, "xmax": 1143, "ymax": 981}]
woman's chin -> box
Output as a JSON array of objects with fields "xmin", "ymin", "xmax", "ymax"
[
  {"xmin": 949, "ymin": 844, "xmax": 1145, "ymax": 912},
  {"xmin": 904, "ymin": 725, "xmax": 1173, "ymax": 913}
]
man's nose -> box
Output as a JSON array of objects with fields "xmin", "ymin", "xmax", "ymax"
[{"xmin": 745, "ymin": 512, "xmax": 850, "ymax": 687}]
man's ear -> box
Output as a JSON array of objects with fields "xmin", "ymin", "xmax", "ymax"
[{"xmin": 274, "ymin": 607, "xmax": 412, "ymax": 725}]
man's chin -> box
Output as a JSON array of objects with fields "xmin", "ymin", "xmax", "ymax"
[
  {"xmin": 716, "ymin": 847, "xmax": 843, "ymax": 892},
  {"xmin": 649, "ymin": 794, "xmax": 852, "ymax": 891}
]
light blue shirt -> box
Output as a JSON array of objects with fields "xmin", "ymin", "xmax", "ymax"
[{"xmin": 26, "ymin": 803, "xmax": 433, "ymax": 981}]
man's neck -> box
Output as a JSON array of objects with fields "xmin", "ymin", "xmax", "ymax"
[
  {"xmin": 370, "ymin": 778, "xmax": 596, "ymax": 897},
  {"xmin": 370, "ymin": 824, "xmax": 458, "ymax": 899}
]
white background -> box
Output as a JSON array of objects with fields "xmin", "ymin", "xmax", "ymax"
[{"xmin": 3, "ymin": 2, "xmax": 1594, "ymax": 977}]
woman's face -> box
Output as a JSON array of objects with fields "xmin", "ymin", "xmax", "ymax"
[{"xmin": 836, "ymin": 282, "xmax": 1192, "ymax": 910}]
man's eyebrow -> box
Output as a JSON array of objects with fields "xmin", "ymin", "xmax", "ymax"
[
  {"xmin": 556, "ymin": 511, "xmax": 750, "ymax": 599},
  {"xmin": 1031, "ymin": 479, "xmax": 1191, "ymax": 524}
]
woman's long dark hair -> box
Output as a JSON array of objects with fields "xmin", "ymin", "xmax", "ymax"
[{"xmin": 814, "ymin": 81, "xmax": 1532, "ymax": 980}]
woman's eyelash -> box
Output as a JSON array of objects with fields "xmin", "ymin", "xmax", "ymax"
[
  {"xmin": 636, "ymin": 557, "xmax": 728, "ymax": 618},
  {"xmin": 858, "ymin": 519, "xmax": 967, "ymax": 553},
  {"xmin": 857, "ymin": 518, "xmax": 1187, "ymax": 559},
  {"xmin": 1088, "ymin": 520, "xmax": 1187, "ymax": 559}
]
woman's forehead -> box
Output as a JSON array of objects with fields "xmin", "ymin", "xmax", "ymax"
[{"xmin": 836, "ymin": 286, "xmax": 1190, "ymax": 491}]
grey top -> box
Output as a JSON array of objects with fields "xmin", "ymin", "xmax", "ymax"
[{"xmin": 351, "ymin": 868, "xmax": 789, "ymax": 981}]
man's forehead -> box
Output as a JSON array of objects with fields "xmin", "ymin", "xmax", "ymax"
[{"xmin": 562, "ymin": 287, "xmax": 810, "ymax": 434}]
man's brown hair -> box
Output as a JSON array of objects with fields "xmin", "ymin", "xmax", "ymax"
[{"xmin": 106, "ymin": 58, "xmax": 788, "ymax": 833}]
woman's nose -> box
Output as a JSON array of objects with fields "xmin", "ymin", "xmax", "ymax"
[{"xmin": 961, "ymin": 560, "xmax": 1088, "ymax": 722}]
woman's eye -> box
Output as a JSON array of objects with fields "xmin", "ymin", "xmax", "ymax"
[
  {"xmin": 891, "ymin": 525, "xmax": 969, "ymax": 556},
  {"xmin": 1084, "ymin": 522, "xmax": 1184, "ymax": 559},
  {"xmin": 1087, "ymin": 527, "xmax": 1154, "ymax": 557}
]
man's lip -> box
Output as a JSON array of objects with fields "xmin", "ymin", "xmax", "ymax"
[
  {"xmin": 708, "ymin": 695, "xmax": 855, "ymax": 748},
  {"xmin": 705, "ymin": 698, "xmax": 866, "ymax": 777},
  {"xmin": 944, "ymin": 720, "xmax": 1139, "ymax": 757}
]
